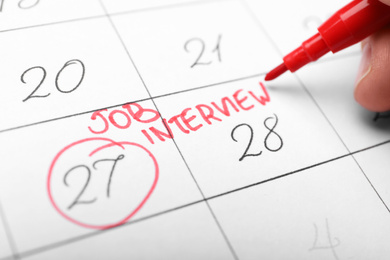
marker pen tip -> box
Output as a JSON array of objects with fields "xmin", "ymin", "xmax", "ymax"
[{"xmin": 264, "ymin": 63, "xmax": 288, "ymax": 81}]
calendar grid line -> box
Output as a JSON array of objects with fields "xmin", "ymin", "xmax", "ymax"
[
  {"xmin": 98, "ymin": 1, "xmax": 239, "ymax": 259},
  {"xmin": 241, "ymin": 0, "xmax": 390, "ymax": 212},
  {"xmin": 0, "ymin": 0, "xmax": 229, "ymax": 34},
  {"xmin": 0, "ymin": 0, "xmax": 360, "ymax": 138},
  {"xmin": 3, "ymin": 138, "xmax": 390, "ymax": 260},
  {"xmin": 11, "ymin": 199, "xmax": 206, "ymax": 259},
  {"xmin": 0, "ymin": 202, "xmax": 19, "ymax": 260},
  {"xmin": 240, "ymin": 0, "xmax": 362, "ymax": 61},
  {"xmin": 0, "ymin": 73, "xmax": 263, "ymax": 134},
  {"xmin": 207, "ymin": 154, "xmax": 352, "ymax": 201},
  {"xmin": 240, "ymin": 0, "xmax": 284, "ymax": 57},
  {"xmin": 241, "ymin": 0, "xmax": 390, "ymax": 213},
  {"xmin": 206, "ymin": 138, "xmax": 390, "ymax": 201},
  {"xmin": 351, "ymin": 139, "xmax": 390, "ymax": 154},
  {"xmin": 0, "ymin": 46, "xmax": 360, "ymax": 136},
  {"xmin": 204, "ymin": 203, "xmax": 239, "ymax": 259},
  {"xmin": 293, "ymin": 74, "xmax": 390, "ymax": 212},
  {"xmin": 0, "ymin": 14, "xmax": 105, "ymax": 34},
  {"xmin": 0, "ymin": 1, "xmax": 383, "ymax": 258},
  {"xmin": 349, "ymin": 156, "xmax": 390, "ymax": 212},
  {"xmin": 99, "ymin": 1, "xmax": 240, "ymax": 258},
  {"xmin": 108, "ymin": 0, "xmax": 231, "ymax": 17}
]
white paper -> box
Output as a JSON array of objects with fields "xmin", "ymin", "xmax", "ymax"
[{"xmin": 1, "ymin": 0, "xmax": 390, "ymax": 259}]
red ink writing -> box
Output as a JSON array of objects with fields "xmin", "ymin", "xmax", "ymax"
[
  {"xmin": 88, "ymin": 82, "xmax": 271, "ymax": 145},
  {"xmin": 48, "ymin": 137, "xmax": 159, "ymax": 229}
]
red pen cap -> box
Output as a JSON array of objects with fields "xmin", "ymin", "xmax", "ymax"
[{"xmin": 283, "ymin": 0, "xmax": 390, "ymax": 73}]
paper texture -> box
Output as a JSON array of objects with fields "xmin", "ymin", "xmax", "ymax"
[{"xmin": 1, "ymin": 0, "xmax": 390, "ymax": 259}]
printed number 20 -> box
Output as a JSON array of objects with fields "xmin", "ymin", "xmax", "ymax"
[{"xmin": 20, "ymin": 59, "xmax": 85, "ymax": 102}]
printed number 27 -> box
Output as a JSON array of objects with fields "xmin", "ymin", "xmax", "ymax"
[{"xmin": 64, "ymin": 154, "xmax": 124, "ymax": 210}]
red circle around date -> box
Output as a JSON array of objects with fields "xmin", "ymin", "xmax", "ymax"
[{"xmin": 47, "ymin": 137, "xmax": 159, "ymax": 229}]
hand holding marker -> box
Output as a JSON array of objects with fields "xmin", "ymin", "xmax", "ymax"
[{"xmin": 265, "ymin": 0, "xmax": 390, "ymax": 112}]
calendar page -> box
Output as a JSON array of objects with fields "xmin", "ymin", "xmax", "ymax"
[{"xmin": 1, "ymin": 0, "xmax": 390, "ymax": 259}]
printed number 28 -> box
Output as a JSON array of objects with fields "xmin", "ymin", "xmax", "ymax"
[{"xmin": 231, "ymin": 114, "xmax": 283, "ymax": 161}]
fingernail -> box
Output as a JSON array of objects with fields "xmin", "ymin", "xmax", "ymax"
[{"xmin": 355, "ymin": 42, "xmax": 372, "ymax": 88}]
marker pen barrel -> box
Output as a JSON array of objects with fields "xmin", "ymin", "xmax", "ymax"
[{"xmin": 265, "ymin": 0, "xmax": 390, "ymax": 81}]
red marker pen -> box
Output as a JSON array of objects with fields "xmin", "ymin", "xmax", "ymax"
[{"xmin": 265, "ymin": 0, "xmax": 390, "ymax": 81}]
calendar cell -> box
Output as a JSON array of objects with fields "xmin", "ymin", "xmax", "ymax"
[
  {"xmin": 0, "ymin": 0, "xmax": 388, "ymax": 258},
  {"xmin": 354, "ymin": 143, "xmax": 390, "ymax": 210},
  {"xmin": 296, "ymin": 54, "xmax": 390, "ymax": 152},
  {"xmin": 153, "ymin": 75, "xmax": 348, "ymax": 197},
  {"xmin": 0, "ymin": 0, "xmax": 104, "ymax": 32},
  {"xmin": 0, "ymin": 18, "xmax": 150, "ymax": 132},
  {"xmin": 110, "ymin": 0, "xmax": 280, "ymax": 96},
  {"xmin": 210, "ymin": 157, "xmax": 390, "ymax": 259},
  {"xmin": 246, "ymin": 0, "xmax": 359, "ymax": 57},
  {"xmin": 26, "ymin": 203, "xmax": 234, "ymax": 260},
  {"xmin": 0, "ymin": 100, "xmax": 203, "ymax": 252}
]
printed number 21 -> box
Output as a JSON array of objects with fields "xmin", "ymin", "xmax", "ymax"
[{"xmin": 184, "ymin": 35, "xmax": 222, "ymax": 68}]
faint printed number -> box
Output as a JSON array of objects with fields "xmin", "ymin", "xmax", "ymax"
[
  {"xmin": 0, "ymin": 0, "xmax": 40, "ymax": 12},
  {"xmin": 184, "ymin": 35, "xmax": 222, "ymax": 68},
  {"xmin": 18, "ymin": 0, "xmax": 40, "ymax": 9}
]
